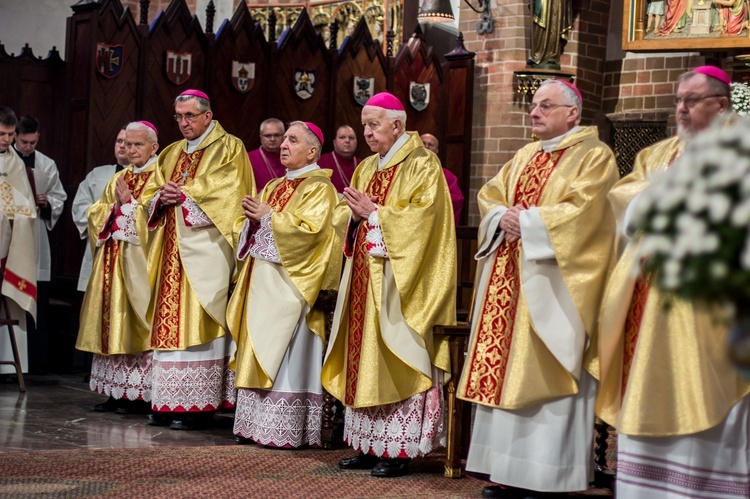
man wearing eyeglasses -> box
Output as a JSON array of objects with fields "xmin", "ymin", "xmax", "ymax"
[
  {"xmin": 597, "ymin": 67, "xmax": 748, "ymax": 498},
  {"xmin": 248, "ymin": 118, "xmax": 285, "ymax": 190},
  {"xmin": 142, "ymin": 89, "xmax": 255, "ymax": 431},
  {"xmin": 457, "ymin": 80, "xmax": 618, "ymax": 498}
]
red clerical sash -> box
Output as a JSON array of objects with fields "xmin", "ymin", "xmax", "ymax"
[
  {"xmin": 462, "ymin": 150, "xmax": 564, "ymax": 405},
  {"xmin": 151, "ymin": 150, "xmax": 205, "ymax": 349},
  {"xmin": 344, "ymin": 165, "xmax": 400, "ymax": 406},
  {"xmin": 99, "ymin": 169, "xmax": 153, "ymax": 353}
]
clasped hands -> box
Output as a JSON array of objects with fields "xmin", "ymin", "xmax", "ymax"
[
  {"xmin": 115, "ymin": 177, "xmax": 133, "ymax": 207},
  {"xmin": 159, "ymin": 181, "xmax": 183, "ymax": 206},
  {"xmin": 500, "ymin": 205, "xmax": 524, "ymax": 243},
  {"xmin": 243, "ymin": 195, "xmax": 272, "ymax": 224},
  {"xmin": 343, "ymin": 186, "xmax": 377, "ymax": 222}
]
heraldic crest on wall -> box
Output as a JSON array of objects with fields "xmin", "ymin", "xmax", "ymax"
[
  {"xmin": 294, "ymin": 69, "xmax": 316, "ymax": 100},
  {"xmin": 232, "ymin": 61, "xmax": 255, "ymax": 93},
  {"xmin": 353, "ymin": 76, "xmax": 374, "ymax": 106},
  {"xmin": 409, "ymin": 82, "xmax": 430, "ymax": 111},
  {"xmin": 96, "ymin": 43, "xmax": 123, "ymax": 79},
  {"xmin": 166, "ymin": 50, "xmax": 192, "ymax": 85}
]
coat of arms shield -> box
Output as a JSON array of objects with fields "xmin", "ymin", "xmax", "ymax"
[
  {"xmin": 232, "ymin": 61, "xmax": 255, "ymax": 93},
  {"xmin": 353, "ymin": 76, "xmax": 375, "ymax": 106},
  {"xmin": 166, "ymin": 50, "xmax": 192, "ymax": 85},
  {"xmin": 96, "ymin": 43, "xmax": 123, "ymax": 79},
  {"xmin": 294, "ymin": 69, "xmax": 316, "ymax": 100},
  {"xmin": 409, "ymin": 82, "xmax": 430, "ymax": 111}
]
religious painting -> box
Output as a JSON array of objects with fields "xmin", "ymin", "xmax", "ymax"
[
  {"xmin": 95, "ymin": 43, "xmax": 123, "ymax": 79},
  {"xmin": 623, "ymin": 0, "xmax": 750, "ymax": 50},
  {"xmin": 166, "ymin": 50, "xmax": 192, "ymax": 85}
]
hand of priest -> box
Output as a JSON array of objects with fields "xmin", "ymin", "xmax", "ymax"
[
  {"xmin": 115, "ymin": 177, "xmax": 133, "ymax": 206},
  {"xmin": 243, "ymin": 195, "xmax": 271, "ymax": 223},
  {"xmin": 160, "ymin": 181, "xmax": 182, "ymax": 206},
  {"xmin": 343, "ymin": 187, "xmax": 376, "ymax": 222},
  {"xmin": 35, "ymin": 193, "xmax": 49, "ymax": 208},
  {"xmin": 501, "ymin": 205, "xmax": 523, "ymax": 241}
]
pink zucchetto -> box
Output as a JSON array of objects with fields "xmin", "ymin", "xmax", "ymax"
[
  {"xmin": 139, "ymin": 120, "xmax": 158, "ymax": 137},
  {"xmin": 692, "ymin": 66, "xmax": 731, "ymax": 86},
  {"xmin": 557, "ymin": 80, "xmax": 583, "ymax": 105},
  {"xmin": 364, "ymin": 92, "xmax": 405, "ymax": 111},
  {"xmin": 179, "ymin": 89, "xmax": 210, "ymax": 101},
  {"xmin": 304, "ymin": 122, "xmax": 324, "ymax": 146}
]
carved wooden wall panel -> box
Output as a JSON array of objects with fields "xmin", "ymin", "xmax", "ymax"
[
  {"xmin": 211, "ymin": 7, "xmax": 271, "ymax": 150},
  {"xmin": 392, "ymin": 30, "xmax": 443, "ymax": 139},
  {"xmin": 333, "ymin": 19, "xmax": 387, "ymax": 160},
  {"xmin": 141, "ymin": 1, "xmax": 208, "ymax": 146},
  {"xmin": 272, "ymin": 11, "xmax": 332, "ymax": 135}
]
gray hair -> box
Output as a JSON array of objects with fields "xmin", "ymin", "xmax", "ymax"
[
  {"xmin": 126, "ymin": 121, "xmax": 158, "ymax": 144},
  {"xmin": 174, "ymin": 95, "xmax": 211, "ymax": 112},
  {"xmin": 538, "ymin": 80, "xmax": 582, "ymax": 118},
  {"xmin": 384, "ymin": 109, "xmax": 407, "ymax": 127},
  {"xmin": 288, "ymin": 120, "xmax": 322, "ymax": 161},
  {"xmin": 260, "ymin": 118, "xmax": 285, "ymax": 134}
]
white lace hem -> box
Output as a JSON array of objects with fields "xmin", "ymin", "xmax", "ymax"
[
  {"xmin": 150, "ymin": 355, "xmax": 232, "ymax": 412},
  {"xmin": 90, "ymin": 352, "xmax": 153, "ymax": 401},
  {"xmin": 343, "ymin": 386, "xmax": 445, "ymax": 459},
  {"xmin": 182, "ymin": 194, "xmax": 211, "ymax": 227},
  {"xmin": 233, "ymin": 388, "xmax": 323, "ymax": 448},
  {"xmin": 247, "ymin": 212, "xmax": 281, "ymax": 263},
  {"xmin": 366, "ymin": 208, "xmax": 388, "ymax": 259}
]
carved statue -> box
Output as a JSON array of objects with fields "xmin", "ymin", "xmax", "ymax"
[{"xmin": 529, "ymin": 0, "xmax": 573, "ymax": 69}]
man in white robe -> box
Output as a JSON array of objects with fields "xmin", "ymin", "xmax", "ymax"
[
  {"xmin": 0, "ymin": 106, "xmax": 37, "ymax": 377},
  {"xmin": 71, "ymin": 127, "xmax": 130, "ymax": 293},
  {"xmin": 457, "ymin": 81, "xmax": 618, "ymax": 498},
  {"xmin": 13, "ymin": 116, "xmax": 67, "ymax": 373}
]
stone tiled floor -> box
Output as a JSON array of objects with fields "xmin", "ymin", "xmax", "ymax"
[{"xmin": 0, "ymin": 373, "xmax": 236, "ymax": 452}]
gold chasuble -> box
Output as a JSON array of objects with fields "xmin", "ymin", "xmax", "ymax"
[
  {"xmin": 227, "ymin": 169, "xmax": 340, "ymax": 389},
  {"xmin": 76, "ymin": 164, "xmax": 156, "ymax": 355},
  {"xmin": 322, "ymin": 131, "xmax": 457, "ymax": 409},
  {"xmin": 597, "ymin": 136, "xmax": 750, "ymax": 437},
  {"xmin": 144, "ymin": 121, "xmax": 254, "ymax": 351},
  {"xmin": 457, "ymin": 126, "xmax": 618, "ymax": 410}
]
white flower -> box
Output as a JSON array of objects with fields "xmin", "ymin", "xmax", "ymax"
[
  {"xmin": 707, "ymin": 193, "xmax": 732, "ymax": 222},
  {"xmin": 710, "ymin": 261, "xmax": 729, "ymax": 279},
  {"xmin": 651, "ymin": 214, "xmax": 670, "ymax": 231},
  {"xmin": 731, "ymin": 199, "xmax": 750, "ymax": 227}
]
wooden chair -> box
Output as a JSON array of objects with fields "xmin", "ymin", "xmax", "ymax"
[
  {"xmin": 0, "ymin": 294, "xmax": 26, "ymax": 392},
  {"xmin": 434, "ymin": 226, "xmax": 478, "ymax": 478}
]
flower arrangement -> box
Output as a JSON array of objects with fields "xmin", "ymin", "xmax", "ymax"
[
  {"xmin": 731, "ymin": 82, "xmax": 750, "ymax": 117},
  {"xmin": 634, "ymin": 115, "xmax": 750, "ymax": 305}
]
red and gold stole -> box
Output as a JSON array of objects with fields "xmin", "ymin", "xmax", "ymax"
[
  {"xmin": 151, "ymin": 150, "xmax": 205, "ymax": 349},
  {"xmin": 344, "ymin": 165, "xmax": 400, "ymax": 405},
  {"xmin": 266, "ymin": 178, "xmax": 304, "ymax": 212},
  {"xmin": 100, "ymin": 169, "xmax": 154, "ymax": 353},
  {"xmin": 462, "ymin": 150, "xmax": 564, "ymax": 406}
]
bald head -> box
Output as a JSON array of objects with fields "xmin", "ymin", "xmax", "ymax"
[{"xmin": 420, "ymin": 133, "xmax": 439, "ymax": 154}]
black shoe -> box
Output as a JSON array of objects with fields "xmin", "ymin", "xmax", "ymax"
[
  {"xmin": 169, "ymin": 413, "xmax": 214, "ymax": 431},
  {"xmin": 93, "ymin": 397, "xmax": 119, "ymax": 412},
  {"xmin": 482, "ymin": 486, "xmax": 564, "ymax": 499},
  {"xmin": 234, "ymin": 435, "xmax": 255, "ymax": 445},
  {"xmin": 338, "ymin": 452, "xmax": 380, "ymax": 470},
  {"xmin": 115, "ymin": 400, "xmax": 151, "ymax": 415},
  {"xmin": 147, "ymin": 412, "xmax": 172, "ymax": 426},
  {"xmin": 371, "ymin": 458, "xmax": 410, "ymax": 478}
]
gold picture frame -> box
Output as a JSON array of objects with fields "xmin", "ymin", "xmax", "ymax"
[{"xmin": 623, "ymin": 0, "xmax": 750, "ymax": 51}]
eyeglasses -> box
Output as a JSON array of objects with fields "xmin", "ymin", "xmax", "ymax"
[
  {"xmin": 674, "ymin": 94, "xmax": 725, "ymax": 109},
  {"xmin": 528, "ymin": 102, "xmax": 574, "ymax": 115},
  {"xmin": 261, "ymin": 133, "xmax": 283, "ymax": 139},
  {"xmin": 174, "ymin": 111, "xmax": 207, "ymax": 123}
]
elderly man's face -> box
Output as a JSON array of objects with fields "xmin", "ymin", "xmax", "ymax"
[
  {"xmin": 174, "ymin": 98, "xmax": 212, "ymax": 141},
  {"xmin": 280, "ymin": 124, "xmax": 315, "ymax": 170},
  {"xmin": 0, "ymin": 124, "xmax": 16, "ymax": 153},
  {"xmin": 529, "ymin": 84, "xmax": 577, "ymax": 141},
  {"xmin": 260, "ymin": 122, "xmax": 284, "ymax": 153},
  {"xmin": 114, "ymin": 130, "xmax": 129, "ymax": 165},
  {"xmin": 333, "ymin": 126, "xmax": 357, "ymax": 157},
  {"xmin": 420, "ymin": 134, "xmax": 439, "ymax": 154},
  {"xmin": 125, "ymin": 129, "xmax": 158, "ymax": 168},
  {"xmin": 361, "ymin": 106, "xmax": 399, "ymax": 157},
  {"xmin": 675, "ymin": 75, "xmax": 728, "ymax": 139}
]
